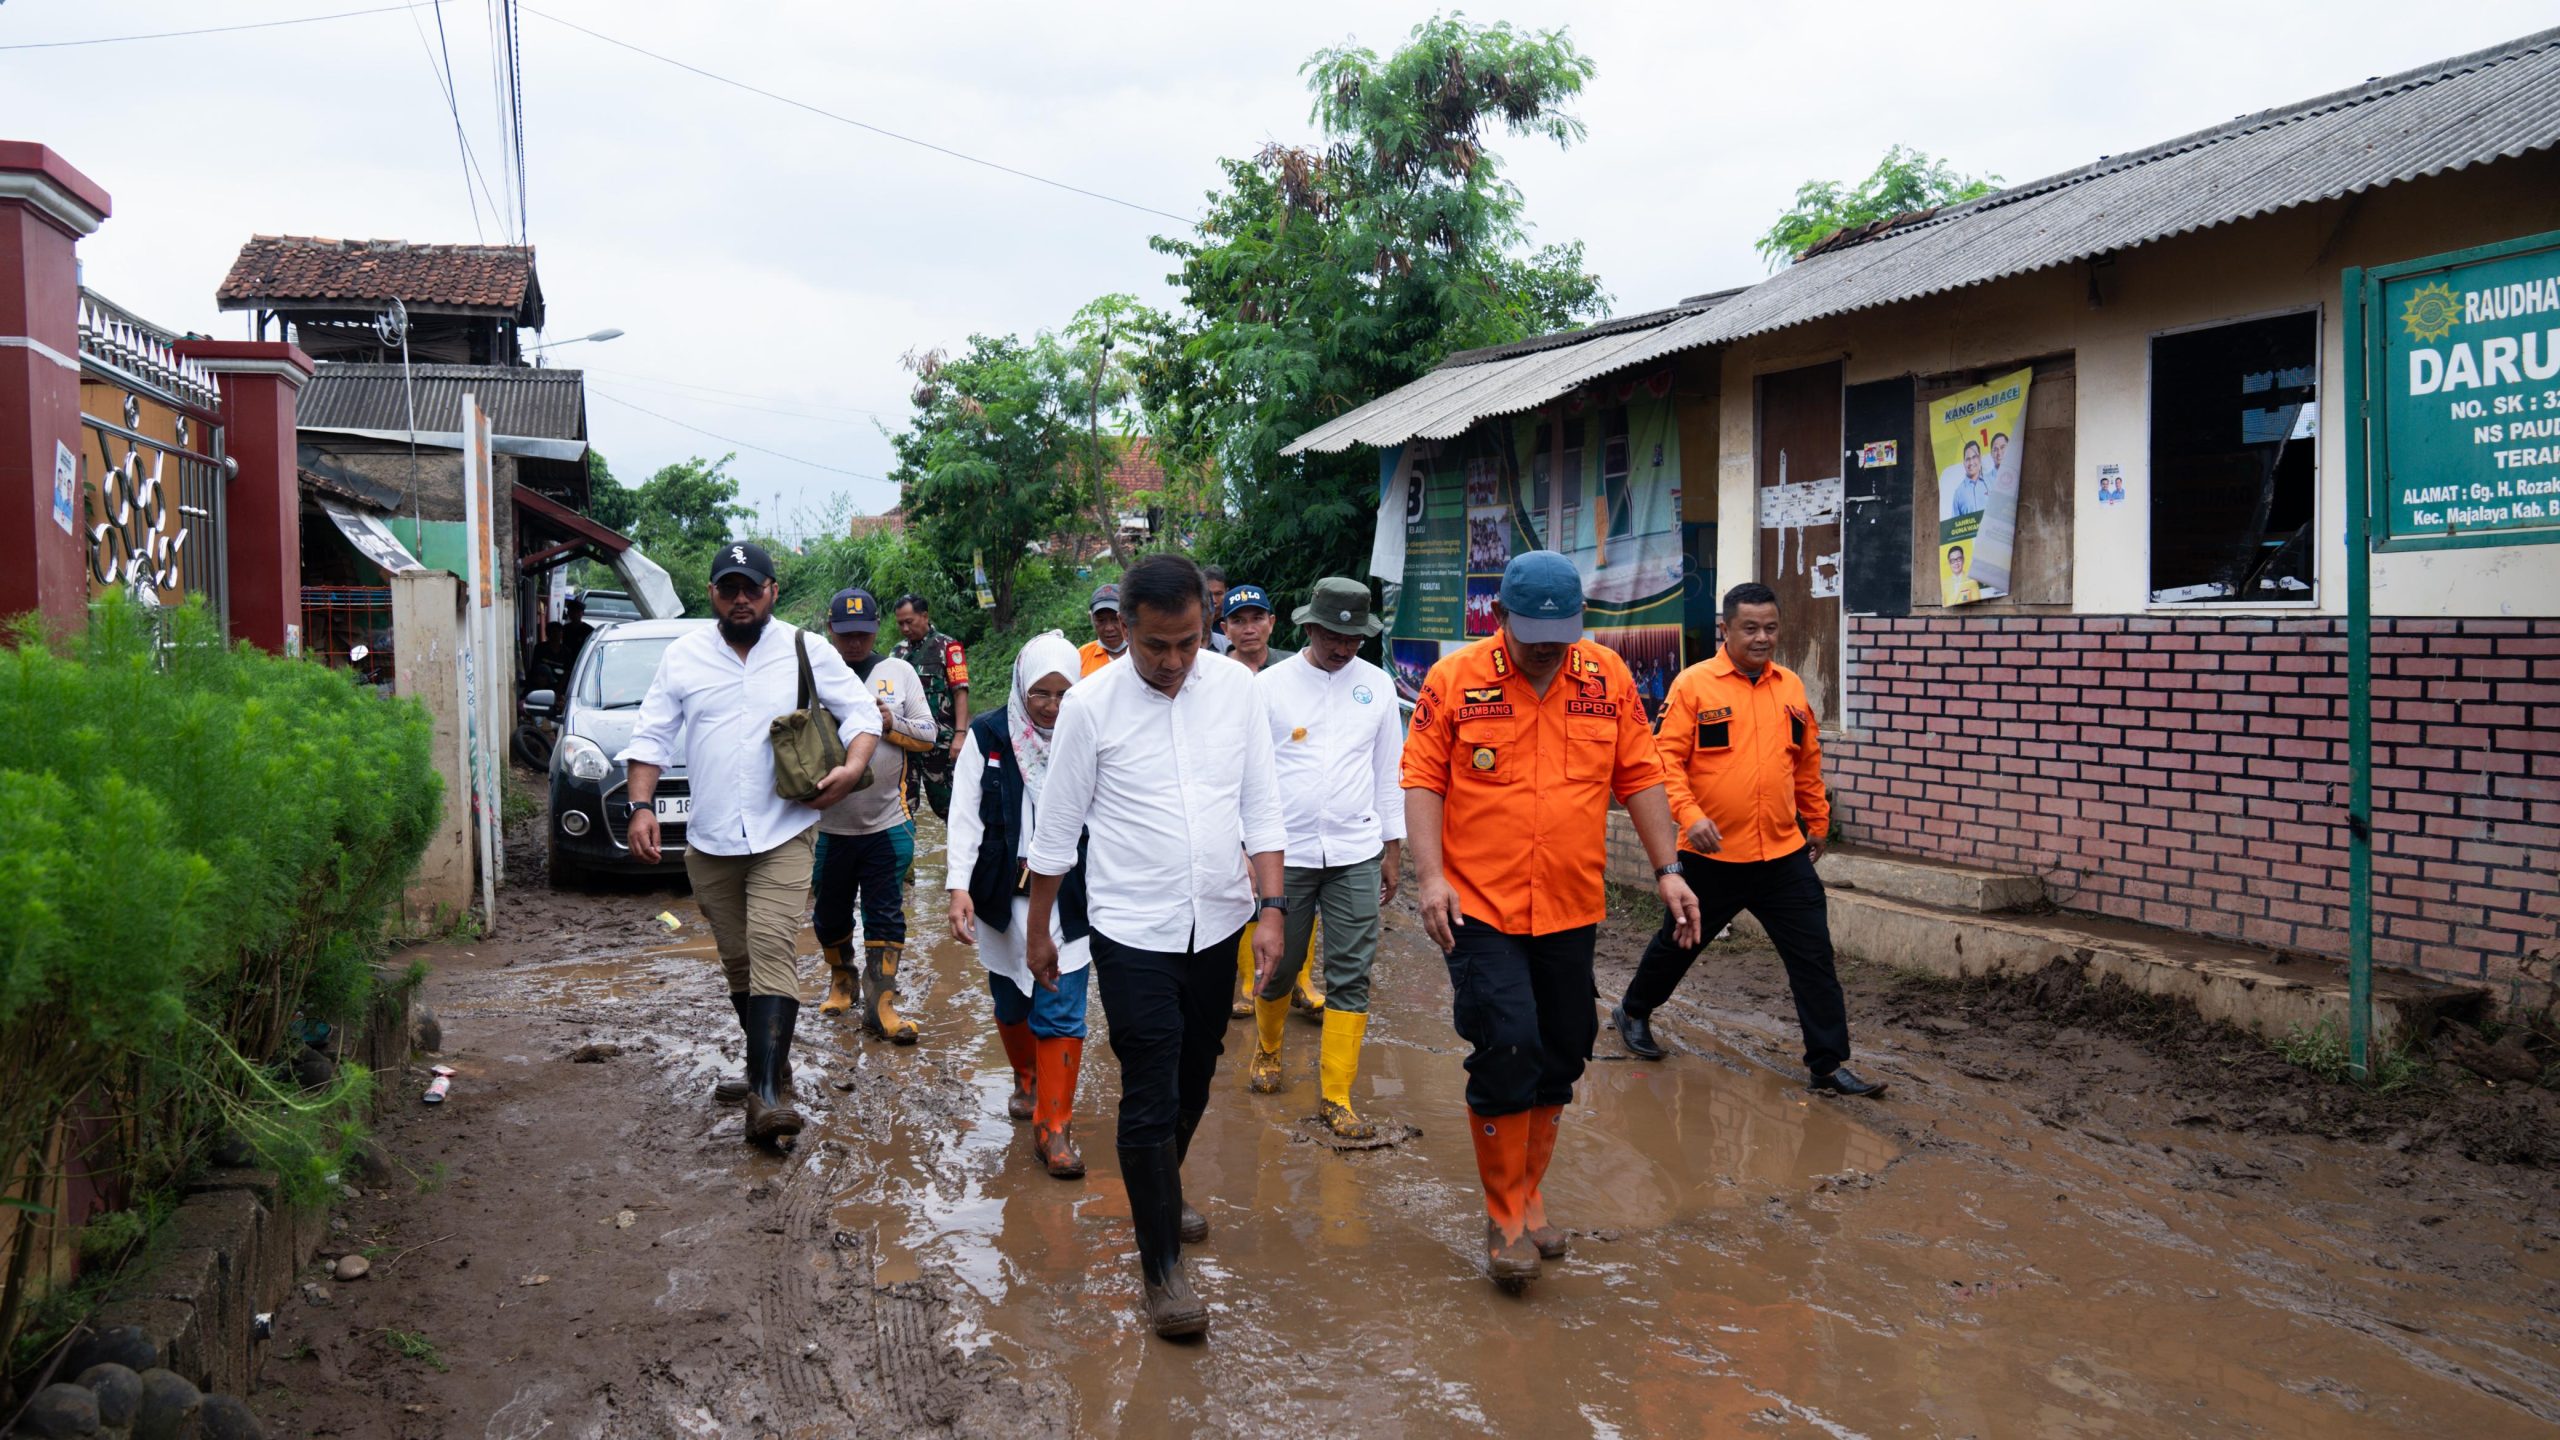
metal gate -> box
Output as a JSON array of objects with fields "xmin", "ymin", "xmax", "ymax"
[{"xmin": 75, "ymin": 290, "xmax": 230, "ymax": 630}]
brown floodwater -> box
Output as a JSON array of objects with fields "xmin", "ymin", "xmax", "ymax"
[{"xmin": 487, "ymin": 843, "xmax": 2556, "ymax": 1438}]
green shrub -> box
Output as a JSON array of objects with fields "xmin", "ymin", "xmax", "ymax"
[{"xmin": 0, "ymin": 596, "xmax": 440, "ymax": 1374}]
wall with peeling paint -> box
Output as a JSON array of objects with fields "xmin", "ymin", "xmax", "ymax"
[{"xmin": 1715, "ymin": 147, "xmax": 2560, "ymax": 627}]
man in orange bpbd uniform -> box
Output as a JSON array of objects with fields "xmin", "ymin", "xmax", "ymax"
[
  {"xmin": 1609, "ymin": 582, "xmax": 1885, "ymax": 1099},
  {"xmin": 1404, "ymin": 550, "xmax": 1701, "ymax": 1291}
]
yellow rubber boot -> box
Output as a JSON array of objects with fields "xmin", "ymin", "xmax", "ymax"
[
  {"xmin": 1248, "ymin": 992, "xmax": 1289, "ymax": 1094},
  {"xmin": 863, "ymin": 940, "xmax": 919, "ymax": 1045},
  {"xmin": 819, "ymin": 941, "xmax": 859, "ymax": 1016},
  {"xmin": 1316, "ymin": 1008, "xmax": 1375, "ymax": 1139},
  {"xmin": 1291, "ymin": 918, "xmax": 1326, "ymax": 1016}
]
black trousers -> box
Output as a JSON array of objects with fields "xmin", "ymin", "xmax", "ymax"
[
  {"xmin": 1443, "ymin": 920, "xmax": 1598, "ymax": 1116},
  {"xmin": 1621, "ymin": 848, "xmax": 1851, "ymax": 1075},
  {"xmin": 1091, "ymin": 925, "xmax": 1243, "ymax": 1149},
  {"xmin": 811, "ymin": 826, "xmax": 909, "ymax": 950}
]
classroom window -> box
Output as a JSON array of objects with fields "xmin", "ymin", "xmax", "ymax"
[
  {"xmin": 1529, "ymin": 417, "xmax": 1584, "ymax": 542},
  {"xmin": 2148, "ymin": 312, "xmax": 2319, "ymax": 604},
  {"xmin": 1602, "ymin": 409, "xmax": 1635, "ymax": 541}
]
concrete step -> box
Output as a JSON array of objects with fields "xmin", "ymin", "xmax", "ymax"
[
  {"xmin": 1817, "ymin": 845, "xmax": 2044, "ymax": 913},
  {"xmin": 1738, "ymin": 887, "xmax": 2486, "ymax": 1053}
]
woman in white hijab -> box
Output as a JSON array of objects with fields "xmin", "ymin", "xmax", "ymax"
[{"xmin": 945, "ymin": 631, "xmax": 1092, "ymax": 1178}]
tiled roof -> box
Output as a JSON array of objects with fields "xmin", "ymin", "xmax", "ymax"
[
  {"xmin": 216, "ymin": 235, "xmax": 538, "ymax": 314},
  {"xmin": 1104, "ymin": 436, "xmax": 1165, "ymax": 502}
]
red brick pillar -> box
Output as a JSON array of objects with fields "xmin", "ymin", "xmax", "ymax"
[
  {"xmin": 174, "ymin": 340, "xmax": 316, "ymax": 654},
  {"xmin": 0, "ymin": 143, "xmax": 109, "ymax": 635}
]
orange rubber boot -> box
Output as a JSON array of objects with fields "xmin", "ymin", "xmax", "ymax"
[
  {"xmin": 996, "ymin": 1019, "xmax": 1037, "ymax": 1122},
  {"xmin": 1523, "ymin": 1105, "xmax": 1569, "ymax": 1259},
  {"xmin": 1033, "ymin": 1036, "xmax": 1086, "ymax": 1178},
  {"xmin": 1466, "ymin": 1109, "xmax": 1540, "ymax": 1286}
]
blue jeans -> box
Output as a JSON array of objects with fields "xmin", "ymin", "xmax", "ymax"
[{"xmin": 989, "ymin": 967, "xmax": 1091, "ymax": 1039}]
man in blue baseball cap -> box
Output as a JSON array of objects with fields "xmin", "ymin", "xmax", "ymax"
[
  {"xmin": 1220, "ymin": 584, "xmax": 1292, "ymax": 676},
  {"xmin": 813, "ymin": 587, "xmax": 940, "ymax": 1044},
  {"xmin": 1402, "ymin": 549, "xmax": 1700, "ymax": 1290}
]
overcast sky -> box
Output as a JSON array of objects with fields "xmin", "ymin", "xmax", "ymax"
[{"xmin": 7, "ymin": 1, "xmax": 2555, "ymax": 533}]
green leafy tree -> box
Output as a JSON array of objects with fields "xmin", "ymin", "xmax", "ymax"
[
  {"xmin": 890, "ymin": 336, "xmax": 1091, "ymax": 629},
  {"xmin": 623, "ymin": 455, "xmax": 747, "ymax": 615},
  {"xmin": 1140, "ymin": 14, "xmax": 1609, "ymax": 603},
  {"xmin": 584, "ymin": 450, "xmax": 635, "ymax": 532},
  {"xmin": 1756, "ymin": 145, "xmax": 2001, "ymax": 267}
]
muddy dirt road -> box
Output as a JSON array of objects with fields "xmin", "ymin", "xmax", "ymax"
[{"xmin": 270, "ymin": 811, "xmax": 2557, "ymax": 1438}]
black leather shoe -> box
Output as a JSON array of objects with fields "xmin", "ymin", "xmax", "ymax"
[
  {"xmin": 1612, "ymin": 1003, "xmax": 1666, "ymax": 1061},
  {"xmin": 1810, "ymin": 1066, "xmax": 1886, "ymax": 1098}
]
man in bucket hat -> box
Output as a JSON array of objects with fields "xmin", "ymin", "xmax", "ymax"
[
  {"xmin": 1247, "ymin": 577, "xmax": 1405, "ymax": 1139},
  {"xmin": 1402, "ymin": 550, "xmax": 1700, "ymax": 1289}
]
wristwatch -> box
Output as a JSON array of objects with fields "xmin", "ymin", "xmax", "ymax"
[
  {"xmin": 1654, "ymin": 860, "xmax": 1684, "ymax": 878},
  {"xmin": 1258, "ymin": 894, "xmax": 1291, "ymax": 915}
]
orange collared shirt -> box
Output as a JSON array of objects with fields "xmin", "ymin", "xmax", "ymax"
[
  {"xmin": 1402, "ymin": 637, "xmax": 1666, "ymax": 937},
  {"xmin": 1077, "ymin": 640, "xmax": 1116, "ymax": 677},
  {"xmin": 1653, "ymin": 647, "xmax": 1828, "ymax": 864}
]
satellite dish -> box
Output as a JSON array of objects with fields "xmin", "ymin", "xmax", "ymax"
[{"xmin": 373, "ymin": 299, "xmax": 409, "ymax": 348}]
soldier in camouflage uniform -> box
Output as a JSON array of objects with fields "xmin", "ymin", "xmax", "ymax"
[{"xmin": 892, "ymin": 594, "xmax": 970, "ymax": 819}]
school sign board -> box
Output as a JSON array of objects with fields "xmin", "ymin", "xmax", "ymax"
[{"xmin": 2360, "ymin": 227, "xmax": 2560, "ymax": 551}]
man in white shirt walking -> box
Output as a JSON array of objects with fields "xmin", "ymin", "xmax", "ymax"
[
  {"xmin": 1024, "ymin": 553, "xmax": 1286, "ymax": 1339},
  {"xmin": 1246, "ymin": 577, "xmax": 1404, "ymax": 1139},
  {"xmin": 621, "ymin": 542, "xmax": 882, "ymax": 1148}
]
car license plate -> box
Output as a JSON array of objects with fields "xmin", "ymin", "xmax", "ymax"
[{"xmin": 654, "ymin": 795, "xmax": 690, "ymax": 821}]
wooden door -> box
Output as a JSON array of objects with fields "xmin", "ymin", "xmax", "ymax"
[
  {"xmin": 1754, "ymin": 362, "xmax": 1844, "ymax": 719},
  {"xmin": 1842, "ymin": 376, "xmax": 1915, "ymax": 618}
]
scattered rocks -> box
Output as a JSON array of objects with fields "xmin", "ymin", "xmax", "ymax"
[
  {"xmin": 302, "ymin": 1281, "xmax": 334, "ymax": 1306},
  {"xmin": 76, "ymin": 1363, "xmax": 143, "ymax": 1427},
  {"xmin": 335, "ymin": 1253, "xmax": 373, "ymax": 1281},
  {"xmin": 615, "ymin": 1209, "xmax": 637, "ymax": 1229},
  {"xmin": 16, "ymin": 1383, "xmax": 100, "ymax": 1438},
  {"xmin": 570, "ymin": 1042, "xmax": 624, "ymax": 1063},
  {"xmin": 133, "ymin": 1367, "xmax": 203, "ymax": 1440}
]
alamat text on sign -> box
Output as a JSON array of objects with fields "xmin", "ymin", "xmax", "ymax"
[{"xmin": 2365, "ymin": 227, "xmax": 2560, "ymax": 551}]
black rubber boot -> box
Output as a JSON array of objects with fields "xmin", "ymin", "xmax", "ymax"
[
  {"xmin": 714, "ymin": 992, "xmax": 752, "ymax": 1103},
  {"xmin": 1120, "ymin": 1142, "xmax": 1207, "ymax": 1338},
  {"xmin": 742, "ymin": 995, "xmax": 805, "ymax": 1146},
  {"xmin": 1172, "ymin": 1108, "xmax": 1207, "ymax": 1244}
]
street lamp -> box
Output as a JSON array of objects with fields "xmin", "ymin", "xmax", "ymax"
[{"xmin": 527, "ymin": 327, "xmax": 625, "ymax": 366}]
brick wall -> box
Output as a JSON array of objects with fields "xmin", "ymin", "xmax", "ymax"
[{"xmin": 1828, "ymin": 615, "xmax": 2560, "ymax": 998}]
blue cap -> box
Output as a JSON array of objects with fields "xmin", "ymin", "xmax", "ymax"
[
  {"xmin": 1498, "ymin": 551, "xmax": 1584, "ymax": 643},
  {"xmin": 1221, "ymin": 584, "xmax": 1272, "ymax": 619},
  {"xmin": 827, "ymin": 587, "xmax": 881, "ymax": 633}
]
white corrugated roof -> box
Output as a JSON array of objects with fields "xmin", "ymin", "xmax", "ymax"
[{"xmin": 1285, "ymin": 26, "xmax": 2560, "ymax": 456}]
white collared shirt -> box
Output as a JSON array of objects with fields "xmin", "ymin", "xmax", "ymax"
[
  {"xmin": 617, "ymin": 619, "xmax": 883, "ymax": 857},
  {"xmin": 1255, "ymin": 651, "xmax": 1406, "ymax": 870},
  {"xmin": 1026, "ymin": 650, "xmax": 1286, "ymax": 951}
]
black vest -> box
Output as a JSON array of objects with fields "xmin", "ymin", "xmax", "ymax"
[{"xmin": 967, "ymin": 708, "xmax": 1090, "ymax": 939}]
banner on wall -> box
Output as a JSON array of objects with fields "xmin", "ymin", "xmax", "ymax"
[
  {"xmin": 1376, "ymin": 380, "xmax": 1687, "ymax": 719},
  {"xmin": 1929, "ymin": 367, "xmax": 2032, "ymax": 605}
]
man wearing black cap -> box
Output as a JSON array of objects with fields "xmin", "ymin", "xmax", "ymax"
[
  {"xmin": 621, "ymin": 542, "xmax": 882, "ymax": 1147},
  {"xmin": 816, "ymin": 588, "xmax": 941, "ymax": 1044}
]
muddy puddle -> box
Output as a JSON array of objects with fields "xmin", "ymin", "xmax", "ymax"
[{"xmin": 482, "ymin": 825, "xmax": 2554, "ymax": 1438}]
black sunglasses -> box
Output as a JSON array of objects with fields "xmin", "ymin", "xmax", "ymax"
[{"xmin": 713, "ymin": 576, "xmax": 766, "ymax": 600}]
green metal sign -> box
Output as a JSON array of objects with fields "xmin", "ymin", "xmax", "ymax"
[{"xmin": 2362, "ymin": 227, "xmax": 2560, "ymax": 551}]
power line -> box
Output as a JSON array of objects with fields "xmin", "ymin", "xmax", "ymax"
[
  {"xmin": 520, "ymin": 4, "xmax": 1193, "ymax": 225},
  {"xmin": 590, "ymin": 389, "xmax": 889, "ymax": 483},
  {"xmin": 407, "ymin": 0, "xmax": 503, "ymax": 240},
  {"xmin": 0, "ymin": 1, "xmax": 434, "ymax": 50},
  {"xmin": 583, "ymin": 374, "xmax": 883, "ymax": 428},
  {"xmin": 583, "ymin": 366, "xmax": 886, "ymax": 421}
]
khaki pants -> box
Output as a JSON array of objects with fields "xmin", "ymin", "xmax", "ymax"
[
  {"xmin": 685, "ymin": 827, "xmax": 816, "ymax": 999},
  {"xmin": 1264, "ymin": 855, "xmax": 1383, "ymax": 1013}
]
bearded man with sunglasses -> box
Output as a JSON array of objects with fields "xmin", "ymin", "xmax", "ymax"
[{"xmin": 621, "ymin": 541, "xmax": 883, "ymax": 1147}]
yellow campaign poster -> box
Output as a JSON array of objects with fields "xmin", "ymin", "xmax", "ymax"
[{"xmin": 1930, "ymin": 366, "xmax": 2031, "ymax": 605}]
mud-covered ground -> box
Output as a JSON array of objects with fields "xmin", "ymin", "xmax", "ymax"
[{"xmin": 263, "ymin": 798, "xmax": 2559, "ymax": 1438}]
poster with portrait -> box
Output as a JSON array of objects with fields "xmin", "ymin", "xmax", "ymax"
[{"xmin": 1929, "ymin": 367, "xmax": 2032, "ymax": 605}]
